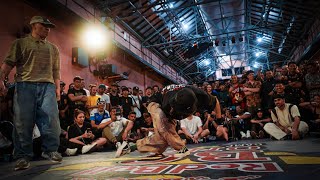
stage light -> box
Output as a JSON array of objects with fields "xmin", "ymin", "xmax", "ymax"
[
  {"xmin": 231, "ymin": 36, "xmax": 236, "ymax": 43},
  {"xmin": 215, "ymin": 39, "xmax": 219, "ymax": 46},
  {"xmin": 183, "ymin": 24, "xmax": 189, "ymax": 30},
  {"xmin": 253, "ymin": 62, "xmax": 259, "ymax": 68},
  {"xmin": 257, "ymin": 37, "xmax": 263, "ymax": 42},
  {"xmin": 255, "ymin": 52, "xmax": 261, "ymax": 57},
  {"xmin": 204, "ymin": 59, "xmax": 210, "ymax": 66},
  {"xmin": 82, "ymin": 25, "xmax": 108, "ymax": 51},
  {"xmin": 239, "ymin": 36, "xmax": 243, "ymax": 42}
]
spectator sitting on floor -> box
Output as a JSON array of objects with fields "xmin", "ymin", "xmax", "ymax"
[
  {"xmin": 203, "ymin": 111, "xmax": 229, "ymax": 141},
  {"xmin": 178, "ymin": 114, "xmax": 210, "ymax": 143},
  {"xmin": 140, "ymin": 112, "xmax": 154, "ymax": 138},
  {"xmin": 100, "ymin": 106, "xmax": 134, "ymax": 152},
  {"xmin": 250, "ymin": 108, "xmax": 271, "ymax": 139},
  {"xmin": 90, "ymin": 99, "xmax": 110, "ymax": 138},
  {"xmin": 231, "ymin": 105, "xmax": 251, "ymax": 139},
  {"xmin": 264, "ymin": 94, "xmax": 309, "ymax": 140},
  {"xmin": 127, "ymin": 111, "xmax": 142, "ymax": 142},
  {"xmin": 67, "ymin": 109, "xmax": 107, "ymax": 155}
]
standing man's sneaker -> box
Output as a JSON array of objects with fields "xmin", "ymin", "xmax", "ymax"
[
  {"xmin": 115, "ymin": 141, "xmax": 128, "ymax": 158},
  {"xmin": 174, "ymin": 146, "xmax": 190, "ymax": 158},
  {"xmin": 41, "ymin": 151, "xmax": 62, "ymax": 162},
  {"xmin": 14, "ymin": 158, "xmax": 30, "ymax": 171}
]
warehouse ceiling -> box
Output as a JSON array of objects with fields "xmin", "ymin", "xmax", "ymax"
[{"xmin": 91, "ymin": 0, "xmax": 320, "ymax": 83}]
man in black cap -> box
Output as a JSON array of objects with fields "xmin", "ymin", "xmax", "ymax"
[
  {"xmin": 0, "ymin": 15, "xmax": 62, "ymax": 170},
  {"xmin": 115, "ymin": 85, "xmax": 211, "ymax": 158}
]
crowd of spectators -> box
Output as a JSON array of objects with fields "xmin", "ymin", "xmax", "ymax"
[{"xmin": 1, "ymin": 61, "xmax": 320, "ymax": 159}]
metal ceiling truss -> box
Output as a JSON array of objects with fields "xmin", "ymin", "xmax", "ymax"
[{"xmin": 91, "ymin": 0, "xmax": 320, "ymax": 83}]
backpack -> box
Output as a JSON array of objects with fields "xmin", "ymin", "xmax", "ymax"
[{"xmin": 271, "ymin": 104, "xmax": 295, "ymax": 121}]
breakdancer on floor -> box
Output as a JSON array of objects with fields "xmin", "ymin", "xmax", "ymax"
[{"xmin": 115, "ymin": 85, "xmax": 209, "ymax": 158}]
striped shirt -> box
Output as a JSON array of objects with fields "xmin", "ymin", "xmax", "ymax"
[{"xmin": 4, "ymin": 35, "xmax": 60, "ymax": 83}]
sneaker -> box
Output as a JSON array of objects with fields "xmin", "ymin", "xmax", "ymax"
[
  {"xmin": 82, "ymin": 143, "xmax": 97, "ymax": 154},
  {"xmin": 14, "ymin": 158, "xmax": 30, "ymax": 171},
  {"xmin": 115, "ymin": 142, "xmax": 121, "ymax": 149},
  {"xmin": 115, "ymin": 141, "xmax": 128, "ymax": 158},
  {"xmin": 120, "ymin": 146, "xmax": 131, "ymax": 157},
  {"xmin": 240, "ymin": 131, "xmax": 246, "ymax": 139},
  {"xmin": 208, "ymin": 135, "xmax": 216, "ymax": 141},
  {"xmin": 250, "ymin": 131, "xmax": 257, "ymax": 139},
  {"xmin": 42, "ymin": 151, "xmax": 62, "ymax": 162},
  {"xmin": 246, "ymin": 130, "xmax": 251, "ymax": 139},
  {"xmin": 174, "ymin": 146, "xmax": 190, "ymax": 158},
  {"xmin": 258, "ymin": 130, "xmax": 265, "ymax": 139},
  {"xmin": 65, "ymin": 148, "xmax": 78, "ymax": 156}
]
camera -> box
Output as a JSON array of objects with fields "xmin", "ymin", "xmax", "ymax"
[{"xmin": 86, "ymin": 128, "xmax": 91, "ymax": 133}]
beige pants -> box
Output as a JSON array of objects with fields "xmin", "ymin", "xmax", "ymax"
[
  {"xmin": 137, "ymin": 102, "xmax": 185, "ymax": 154},
  {"xmin": 102, "ymin": 126, "xmax": 124, "ymax": 143},
  {"xmin": 263, "ymin": 121, "xmax": 309, "ymax": 140}
]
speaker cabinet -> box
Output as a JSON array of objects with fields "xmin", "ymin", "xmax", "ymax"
[
  {"xmin": 99, "ymin": 64, "xmax": 117, "ymax": 77},
  {"xmin": 72, "ymin": 47, "xmax": 89, "ymax": 67}
]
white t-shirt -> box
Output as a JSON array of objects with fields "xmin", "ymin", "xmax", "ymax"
[
  {"xmin": 99, "ymin": 93, "xmax": 110, "ymax": 104},
  {"xmin": 131, "ymin": 95, "xmax": 142, "ymax": 118},
  {"xmin": 180, "ymin": 115, "xmax": 202, "ymax": 135},
  {"xmin": 271, "ymin": 103, "xmax": 300, "ymax": 128},
  {"xmin": 101, "ymin": 117, "xmax": 129, "ymax": 136}
]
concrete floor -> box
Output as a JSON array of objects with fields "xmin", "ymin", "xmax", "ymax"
[{"xmin": 1, "ymin": 137, "xmax": 320, "ymax": 180}]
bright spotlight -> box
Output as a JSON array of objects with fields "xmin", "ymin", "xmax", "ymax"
[
  {"xmin": 169, "ymin": 3, "xmax": 174, "ymax": 8},
  {"xmin": 183, "ymin": 24, "xmax": 189, "ymax": 30},
  {"xmin": 204, "ymin": 59, "xmax": 210, "ymax": 66},
  {"xmin": 255, "ymin": 52, "xmax": 261, "ymax": 57},
  {"xmin": 257, "ymin": 37, "xmax": 263, "ymax": 42},
  {"xmin": 82, "ymin": 25, "xmax": 108, "ymax": 51},
  {"xmin": 253, "ymin": 62, "xmax": 259, "ymax": 68}
]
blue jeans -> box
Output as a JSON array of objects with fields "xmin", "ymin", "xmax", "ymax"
[{"xmin": 13, "ymin": 82, "xmax": 61, "ymax": 159}]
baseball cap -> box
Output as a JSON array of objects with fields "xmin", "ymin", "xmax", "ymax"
[
  {"xmin": 111, "ymin": 83, "xmax": 119, "ymax": 87},
  {"xmin": 133, "ymin": 86, "xmax": 139, "ymax": 91},
  {"xmin": 30, "ymin": 16, "xmax": 56, "ymax": 28},
  {"xmin": 273, "ymin": 94, "xmax": 285, "ymax": 100},
  {"xmin": 98, "ymin": 84, "xmax": 106, "ymax": 89},
  {"xmin": 256, "ymin": 108, "xmax": 263, "ymax": 113},
  {"xmin": 122, "ymin": 87, "xmax": 129, "ymax": 92},
  {"xmin": 73, "ymin": 76, "xmax": 82, "ymax": 82},
  {"xmin": 97, "ymin": 98, "xmax": 106, "ymax": 105},
  {"xmin": 60, "ymin": 81, "xmax": 66, "ymax": 86}
]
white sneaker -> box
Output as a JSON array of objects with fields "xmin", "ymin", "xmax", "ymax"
[
  {"xmin": 240, "ymin": 131, "xmax": 246, "ymax": 139},
  {"xmin": 65, "ymin": 148, "xmax": 77, "ymax": 156},
  {"xmin": 246, "ymin": 130, "xmax": 251, "ymax": 139},
  {"xmin": 116, "ymin": 142, "xmax": 121, "ymax": 149},
  {"xmin": 174, "ymin": 146, "xmax": 190, "ymax": 158},
  {"xmin": 115, "ymin": 141, "xmax": 128, "ymax": 158},
  {"xmin": 82, "ymin": 143, "xmax": 97, "ymax": 154}
]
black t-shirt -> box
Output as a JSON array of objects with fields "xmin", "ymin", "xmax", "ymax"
[
  {"xmin": 58, "ymin": 91, "xmax": 68, "ymax": 110},
  {"xmin": 120, "ymin": 96, "xmax": 133, "ymax": 118},
  {"xmin": 110, "ymin": 93, "xmax": 120, "ymax": 106},
  {"xmin": 67, "ymin": 122, "xmax": 92, "ymax": 145},
  {"xmin": 67, "ymin": 88, "xmax": 87, "ymax": 111},
  {"xmin": 140, "ymin": 121, "xmax": 154, "ymax": 129}
]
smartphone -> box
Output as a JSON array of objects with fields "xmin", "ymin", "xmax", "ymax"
[{"xmin": 86, "ymin": 128, "xmax": 91, "ymax": 133}]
